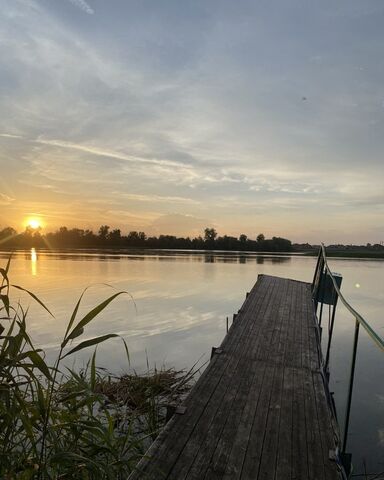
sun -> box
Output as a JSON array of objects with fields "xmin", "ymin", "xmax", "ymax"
[{"xmin": 26, "ymin": 217, "xmax": 43, "ymax": 230}]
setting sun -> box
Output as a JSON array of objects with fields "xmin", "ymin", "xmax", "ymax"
[{"xmin": 26, "ymin": 218, "xmax": 43, "ymax": 230}]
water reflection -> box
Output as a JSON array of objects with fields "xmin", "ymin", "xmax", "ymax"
[
  {"xmin": 0, "ymin": 249, "xmax": 293, "ymax": 265},
  {"xmin": 31, "ymin": 248, "xmax": 37, "ymax": 276}
]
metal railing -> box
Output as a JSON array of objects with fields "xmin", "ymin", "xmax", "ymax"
[{"xmin": 312, "ymin": 244, "xmax": 384, "ymax": 474}]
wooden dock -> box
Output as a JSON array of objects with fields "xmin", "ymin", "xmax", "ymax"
[{"xmin": 129, "ymin": 275, "xmax": 343, "ymax": 479}]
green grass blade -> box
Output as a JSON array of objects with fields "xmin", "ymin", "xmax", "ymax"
[
  {"xmin": 122, "ymin": 337, "xmax": 130, "ymax": 366},
  {"xmin": 90, "ymin": 348, "xmax": 97, "ymax": 390},
  {"xmin": 24, "ymin": 351, "xmax": 53, "ymax": 380},
  {"xmin": 0, "ymin": 294, "xmax": 10, "ymax": 316},
  {"xmin": 11, "ymin": 284, "xmax": 54, "ymax": 317},
  {"xmin": 0, "ymin": 268, "xmax": 9, "ymax": 284},
  {"xmin": 62, "ymin": 334, "xmax": 119, "ymax": 358},
  {"xmin": 4, "ymin": 254, "xmax": 12, "ymax": 275},
  {"xmin": 63, "ymin": 287, "xmax": 91, "ymax": 342},
  {"xmin": 65, "ymin": 292, "xmax": 128, "ymax": 344}
]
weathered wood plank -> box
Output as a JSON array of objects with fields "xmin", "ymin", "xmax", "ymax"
[
  {"xmin": 239, "ymin": 364, "xmax": 276, "ymax": 480},
  {"xmin": 312, "ymin": 372, "xmax": 341, "ymax": 480},
  {"xmin": 209, "ymin": 361, "xmax": 268, "ymax": 480},
  {"xmin": 275, "ymin": 366, "xmax": 294, "ymax": 480}
]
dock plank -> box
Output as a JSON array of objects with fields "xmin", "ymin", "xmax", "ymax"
[{"xmin": 128, "ymin": 275, "xmax": 343, "ymax": 480}]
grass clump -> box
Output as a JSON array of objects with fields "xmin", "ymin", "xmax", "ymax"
[{"xmin": 0, "ymin": 257, "xmax": 194, "ymax": 479}]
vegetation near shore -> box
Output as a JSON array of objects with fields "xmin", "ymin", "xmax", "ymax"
[
  {"xmin": 0, "ymin": 226, "xmax": 293, "ymax": 252},
  {"xmin": 0, "ymin": 259, "xmax": 195, "ymax": 479},
  {"xmin": 302, "ymin": 245, "xmax": 384, "ymax": 259}
]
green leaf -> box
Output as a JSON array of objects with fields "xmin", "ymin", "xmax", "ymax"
[
  {"xmin": 62, "ymin": 334, "xmax": 119, "ymax": 358},
  {"xmin": 11, "ymin": 284, "xmax": 54, "ymax": 317},
  {"xmin": 122, "ymin": 337, "xmax": 130, "ymax": 366},
  {"xmin": 36, "ymin": 382, "xmax": 46, "ymax": 416},
  {"xmin": 64, "ymin": 291, "xmax": 127, "ymax": 344},
  {"xmin": 24, "ymin": 350, "xmax": 53, "ymax": 380},
  {"xmin": 90, "ymin": 348, "xmax": 97, "ymax": 390},
  {"xmin": 4, "ymin": 254, "xmax": 12, "ymax": 275},
  {"xmin": 62, "ymin": 327, "xmax": 84, "ymax": 346},
  {"xmin": 0, "ymin": 268, "xmax": 8, "ymax": 282},
  {"xmin": 17, "ymin": 348, "xmax": 44, "ymax": 358},
  {"xmin": 0, "ymin": 294, "xmax": 9, "ymax": 316},
  {"xmin": 63, "ymin": 287, "xmax": 90, "ymax": 342}
]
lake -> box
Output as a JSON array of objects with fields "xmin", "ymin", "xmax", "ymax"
[{"xmin": 1, "ymin": 249, "xmax": 383, "ymax": 474}]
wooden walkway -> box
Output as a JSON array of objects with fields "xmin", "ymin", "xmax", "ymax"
[{"xmin": 129, "ymin": 275, "xmax": 343, "ymax": 480}]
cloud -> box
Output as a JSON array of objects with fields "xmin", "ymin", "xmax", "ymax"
[
  {"xmin": 0, "ymin": 133, "xmax": 22, "ymax": 139},
  {"xmin": 35, "ymin": 138, "xmax": 185, "ymax": 169},
  {"xmin": 148, "ymin": 214, "xmax": 212, "ymax": 237},
  {"xmin": 116, "ymin": 193, "xmax": 200, "ymax": 206},
  {"xmin": 67, "ymin": 0, "xmax": 94, "ymax": 15},
  {"xmin": 1, "ymin": 0, "xmax": 384, "ymax": 242},
  {"xmin": 0, "ymin": 193, "xmax": 14, "ymax": 205}
]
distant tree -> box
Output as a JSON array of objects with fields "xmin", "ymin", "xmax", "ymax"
[
  {"xmin": 0, "ymin": 223, "xmax": 294, "ymax": 253},
  {"xmin": 127, "ymin": 231, "xmax": 139, "ymax": 240},
  {"xmin": 216, "ymin": 235, "xmax": 238, "ymax": 250},
  {"xmin": 108, "ymin": 229, "xmax": 121, "ymax": 241},
  {"xmin": 98, "ymin": 225, "xmax": 110, "ymax": 239},
  {"xmin": 271, "ymin": 236, "xmax": 292, "ymax": 252},
  {"xmin": 127, "ymin": 231, "xmax": 143, "ymax": 247},
  {"xmin": 204, "ymin": 228, "xmax": 218, "ymax": 242},
  {"xmin": 239, "ymin": 234, "xmax": 247, "ymax": 243},
  {"xmin": 0, "ymin": 227, "xmax": 17, "ymax": 240},
  {"xmin": 24, "ymin": 226, "xmax": 34, "ymax": 236}
]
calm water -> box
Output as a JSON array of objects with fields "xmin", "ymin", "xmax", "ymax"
[{"xmin": 1, "ymin": 250, "xmax": 383, "ymax": 474}]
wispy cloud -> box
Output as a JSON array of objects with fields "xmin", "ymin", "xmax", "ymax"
[
  {"xmin": 35, "ymin": 138, "xmax": 185, "ymax": 169},
  {"xmin": 0, "ymin": 193, "xmax": 14, "ymax": 205},
  {"xmin": 116, "ymin": 193, "xmax": 200, "ymax": 206},
  {"xmin": 0, "ymin": 133, "xmax": 22, "ymax": 139},
  {"xmin": 67, "ymin": 0, "xmax": 94, "ymax": 15}
]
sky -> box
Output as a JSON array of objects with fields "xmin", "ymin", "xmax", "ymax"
[{"xmin": 1, "ymin": 0, "xmax": 384, "ymax": 244}]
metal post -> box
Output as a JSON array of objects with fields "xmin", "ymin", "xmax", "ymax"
[
  {"xmin": 325, "ymin": 295, "xmax": 338, "ymax": 374},
  {"xmin": 312, "ymin": 248, "xmax": 322, "ymax": 292},
  {"xmin": 342, "ymin": 318, "xmax": 360, "ymax": 453},
  {"xmin": 315, "ymin": 264, "xmax": 325, "ymax": 314},
  {"xmin": 318, "ymin": 300, "xmax": 324, "ymax": 328}
]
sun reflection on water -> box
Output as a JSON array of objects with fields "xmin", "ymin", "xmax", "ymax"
[{"xmin": 31, "ymin": 248, "xmax": 37, "ymax": 276}]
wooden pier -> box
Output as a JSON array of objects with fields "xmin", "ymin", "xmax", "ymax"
[{"xmin": 129, "ymin": 275, "xmax": 343, "ymax": 479}]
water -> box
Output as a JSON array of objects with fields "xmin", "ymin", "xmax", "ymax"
[{"xmin": 1, "ymin": 249, "xmax": 383, "ymax": 474}]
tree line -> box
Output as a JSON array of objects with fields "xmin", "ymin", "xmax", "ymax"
[{"xmin": 0, "ymin": 226, "xmax": 292, "ymax": 252}]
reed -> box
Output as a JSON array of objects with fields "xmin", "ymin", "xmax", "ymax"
[{"xmin": 0, "ymin": 257, "xmax": 194, "ymax": 479}]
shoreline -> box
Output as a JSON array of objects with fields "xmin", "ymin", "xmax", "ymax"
[{"xmin": 1, "ymin": 247, "xmax": 384, "ymax": 259}]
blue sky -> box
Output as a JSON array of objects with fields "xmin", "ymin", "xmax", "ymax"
[{"xmin": 1, "ymin": 0, "xmax": 384, "ymax": 243}]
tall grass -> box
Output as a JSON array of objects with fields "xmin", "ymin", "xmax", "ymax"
[{"xmin": 0, "ymin": 258, "xmax": 194, "ymax": 479}]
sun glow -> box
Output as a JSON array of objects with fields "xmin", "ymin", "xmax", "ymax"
[
  {"xmin": 31, "ymin": 247, "xmax": 37, "ymax": 276},
  {"xmin": 25, "ymin": 217, "xmax": 43, "ymax": 230}
]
